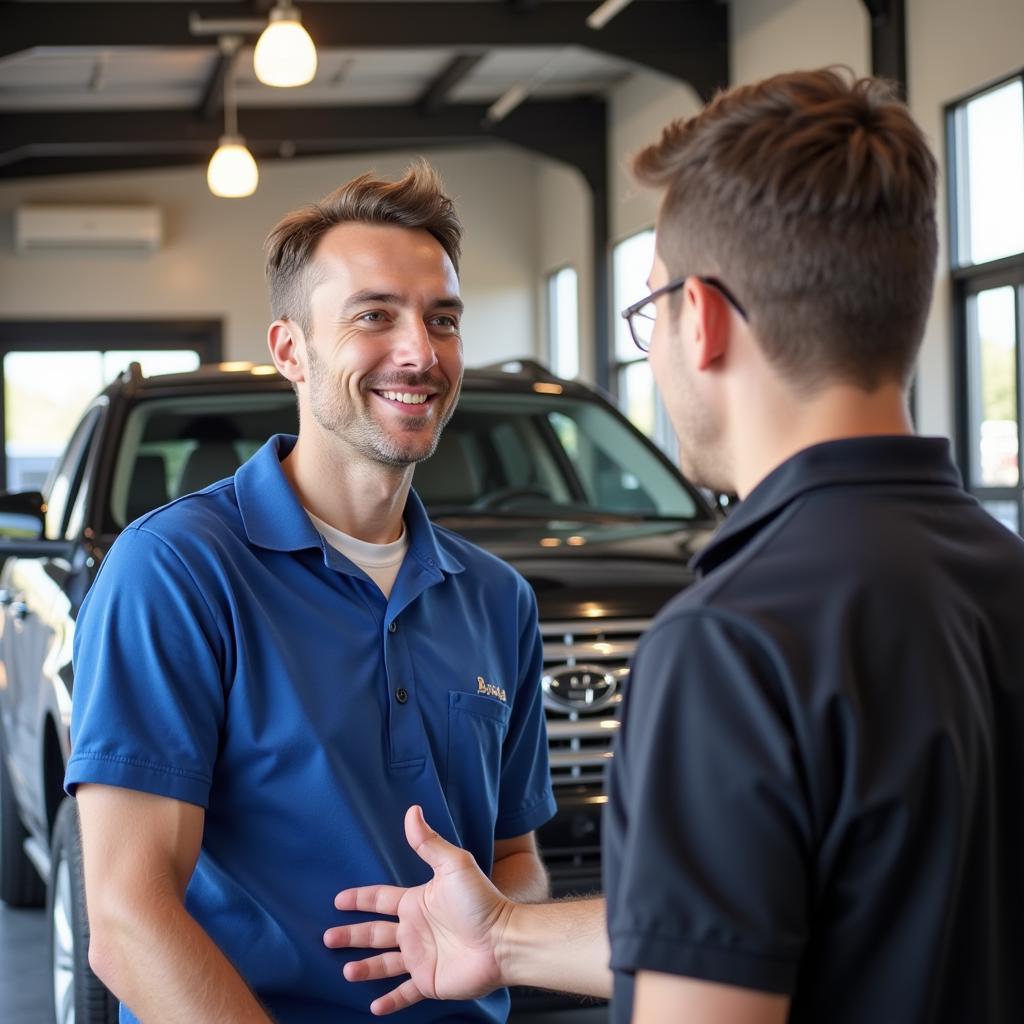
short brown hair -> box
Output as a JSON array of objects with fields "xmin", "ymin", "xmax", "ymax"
[
  {"xmin": 633, "ymin": 68, "xmax": 938, "ymax": 391},
  {"xmin": 264, "ymin": 160, "xmax": 463, "ymax": 335}
]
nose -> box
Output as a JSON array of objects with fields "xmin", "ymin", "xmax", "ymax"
[{"xmin": 391, "ymin": 317, "xmax": 438, "ymax": 373}]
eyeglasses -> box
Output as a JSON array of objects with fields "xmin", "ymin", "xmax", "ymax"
[{"xmin": 621, "ymin": 276, "xmax": 748, "ymax": 353}]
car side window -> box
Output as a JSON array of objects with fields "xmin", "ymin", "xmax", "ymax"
[{"xmin": 45, "ymin": 407, "xmax": 102, "ymax": 540}]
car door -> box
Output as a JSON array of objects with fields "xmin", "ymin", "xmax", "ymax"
[{"xmin": 0, "ymin": 406, "xmax": 103, "ymax": 835}]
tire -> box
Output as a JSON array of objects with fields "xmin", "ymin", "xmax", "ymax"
[
  {"xmin": 48, "ymin": 798, "xmax": 119, "ymax": 1024},
  {"xmin": 0, "ymin": 732, "xmax": 46, "ymax": 907}
]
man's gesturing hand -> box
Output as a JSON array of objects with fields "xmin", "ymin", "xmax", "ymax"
[{"xmin": 323, "ymin": 805, "xmax": 513, "ymax": 1016}]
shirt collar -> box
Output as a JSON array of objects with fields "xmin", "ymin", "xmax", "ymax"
[
  {"xmin": 235, "ymin": 434, "xmax": 464, "ymax": 575},
  {"xmin": 692, "ymin": 435, "xmax": 963, "ymax": 577}
]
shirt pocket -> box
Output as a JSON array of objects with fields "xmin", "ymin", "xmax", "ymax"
[{"xmin": 445, "ymin": 691, "xmax": 512, "ymax": 842}]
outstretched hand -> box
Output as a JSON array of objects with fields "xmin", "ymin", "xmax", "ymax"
[{"xmin": 324, "ymin": 805, "xmax": 513, "ymax": 1016}]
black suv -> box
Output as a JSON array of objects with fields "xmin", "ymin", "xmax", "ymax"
[{"xmin": 0, "ymin": 359, "xmax": 717, "ymax": 1023}]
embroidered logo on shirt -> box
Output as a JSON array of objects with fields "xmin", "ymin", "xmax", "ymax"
[{"xmin": 477, "ymin": 676, "xmax": 508, "ymax": 703}]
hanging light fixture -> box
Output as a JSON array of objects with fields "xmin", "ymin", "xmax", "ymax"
[
  {"xmin": 207, "ymin": 37, "xmax": 259, "ymax": 198},
  {"xmin": 253, "ymin": 1, "xmax": 317, "ymax": 88}
]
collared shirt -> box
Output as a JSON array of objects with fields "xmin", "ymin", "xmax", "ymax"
[
  {"xmin": 67, "ymin": 434, "xmax": 556, "ymax": 1024},
  {"xmin": 605, "ymin": 435, "xmax": 1024, "ymax": 1023},
  {"xmin": 307, "ymin": 510, "xmax": 408, "ymax": 598}
]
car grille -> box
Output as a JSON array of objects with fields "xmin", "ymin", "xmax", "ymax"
[{"xmin": 540, "ymin": 618, "xmax": 649, "ymax": 786}]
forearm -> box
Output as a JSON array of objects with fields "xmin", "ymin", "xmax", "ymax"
[
  {"xmin": 89, "ymin": 890, "xmax": 273, "ymax": 1024},
  {"xmin": 490, "ymin": 851, "xmax": 550, "ymax": 903},
  {"xmin": 497, "ymin": 896, "xmax": 611, "ymax": 998}
]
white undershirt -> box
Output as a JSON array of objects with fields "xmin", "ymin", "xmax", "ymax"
[{"xmin": 306, "ymin": 511, "xmax": 408, "ymax": 599}]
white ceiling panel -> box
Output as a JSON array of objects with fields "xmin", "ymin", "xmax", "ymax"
[
  {"xmin": 0, "ymin": 46, "xmax": 216, "ymax": 110},
  {"xmin": 234, "ymin": 47, "xmax": 455, "ymax": 106},
  {"xmin": 449, "ymin": 45, "xmax": 630, "ymax": 102},
  {"xmin": 0, "ymin": 41, "xmax": 632, "ymax": 111}
]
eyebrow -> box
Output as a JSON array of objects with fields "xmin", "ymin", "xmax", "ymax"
[{"xmin": 342, "ymin": 290, "xmax": 464, "ymax": 315}]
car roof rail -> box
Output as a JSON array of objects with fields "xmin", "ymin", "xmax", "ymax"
[
  {"xmin": 477, "ymin": 358, "xmax": 562, "ymax": 384},
  {"xmin": 120, "ymin": 360, "xmax": 145, "ymax": 395}
]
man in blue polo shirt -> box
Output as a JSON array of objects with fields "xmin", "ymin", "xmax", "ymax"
[
  {"xmin": 325, "ymin": 70, "xmax": 1024, "ymax": 1023},
  {"xmin": 66, "ymin": 163, "xmax": 555, "ymax": 1023}
]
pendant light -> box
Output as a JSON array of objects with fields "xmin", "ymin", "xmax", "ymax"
[
  {"xmin": 253, "ymin": 1, "xmax": 317, "ymax": 88},
  {"xmin": 207, "ymin": 37, "xmax": 259, "ymax": 198}
]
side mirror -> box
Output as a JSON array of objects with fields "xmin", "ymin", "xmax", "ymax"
[{"xmin": 0, "ymin": 491, "xmax": 45, "ymax": 540}]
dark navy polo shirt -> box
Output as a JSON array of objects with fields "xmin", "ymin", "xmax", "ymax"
[
  {"xmin": 604, "ymin": 436, "xmax": 1024, "ymax": 1023},
  {"xmin": 67, "ymin": 434, "xmax": 556, "ymax": 1024}
]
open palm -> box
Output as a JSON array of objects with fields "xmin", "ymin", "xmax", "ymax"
[{"xmin": 325, "ymin": 806, "xmax": 512, "ymax": 1015}]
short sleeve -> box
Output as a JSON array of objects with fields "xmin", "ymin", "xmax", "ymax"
[
  {"xmin": 66, "ymin": 525, "xmax": 228, "ymax": 808},
  {"xmin": 604, "ymin": 609, "xmax": 812, "ymax": 994},
  {"xmin": 494, "ymin": 580, "xmax": 557, "ymax": 839}
]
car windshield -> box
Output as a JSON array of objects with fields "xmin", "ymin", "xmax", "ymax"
[
  {"xmin": 106, "ymin": 390, "xmax": 298, "ymax": 532},
  {"xmin": 106, "ymin": 386, "xmax": 702, "ymax": 531},
  {"xmin": 417, "ymin": 391, "xmax": 701, "ymax": 520}
]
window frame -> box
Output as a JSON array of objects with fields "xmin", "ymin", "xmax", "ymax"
[
  {"xmin": 610, "ymin": 228, "xmax": 654, "ymax": 399},
  {"xmin": 609, "ymin": 227, "xmax": 679, "ymax": 459},
  {"xmin": 544, "ymin": 265, "xmax": 580, "ymax": 380},
  {"xmin": 0, "ymin": 319, "xmax": 222, "ymax": 490},
  {"xmin": 946, "ymin": 70, "xmax": 1024, "ymax": 529}
]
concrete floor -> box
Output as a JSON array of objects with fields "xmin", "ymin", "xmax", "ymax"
[
  {"xmin": 1, "ymin": 904, "xmax": 50, "ymax": 1023},
  {"xmin": 0, "ymin": 903, "xmax": 607, "ymax": 1024}
]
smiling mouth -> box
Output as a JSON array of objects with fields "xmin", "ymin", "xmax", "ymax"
[{"xmin": 377, "ymin": 390, "xmax": 431, "ymax": 405}]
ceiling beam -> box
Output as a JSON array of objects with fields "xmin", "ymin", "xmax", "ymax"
[
  {"xmin": 861, "ymin": 0, "xmax": 906, "ymax": 97},
  {"xmin": 0, "ymin": 105, "xmax": 481, "ymax": 168},
  {"xmin": 0, "ymin": 2, "xmax": 729, "ymax": 98},
  {"xmin": 0, "ymin": 99, "xmax": 601, "ymax": 177},
  {"xmin": 417, "ymin": 53, "xmax": 485, "ymax": 115}
]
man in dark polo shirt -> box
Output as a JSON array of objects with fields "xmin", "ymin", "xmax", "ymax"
[{"xmin": 325, "ymin": 69, "xmax": 1024, "ymax": 1023}]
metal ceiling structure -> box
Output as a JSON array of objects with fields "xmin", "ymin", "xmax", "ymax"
[
  {"xmin": 0, "ymin": 0, "xmax": 907, "ymax": 387},
  {"xmin": 0, "ymin": 2, "xmax": 731, "ymax": 179},
  {"xmin": 1, "ymin": 0, "xmax": 732, "ymax": 388}
]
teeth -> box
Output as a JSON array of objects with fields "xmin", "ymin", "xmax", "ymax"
[{"xmin": 381, "ymin": 391, "xmax": 428, "ymax": 405}]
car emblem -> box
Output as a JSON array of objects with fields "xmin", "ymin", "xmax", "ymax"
[{"xmin": 542, "ymin": 664, "xmax": 619, "ymax": 712}]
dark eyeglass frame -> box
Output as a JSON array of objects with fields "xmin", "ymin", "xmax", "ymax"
[{"xmin": 621, "ymin": 275, "xmax": 749, "ymax": 353}]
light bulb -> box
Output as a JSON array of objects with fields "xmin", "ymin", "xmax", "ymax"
[
  {"xmin": 253, "ymin": 5, "xmax": 317, "ymax": 88},
  {"xmin": 207, "ymin": 137, "xmax": 259, "ymax": 198}
]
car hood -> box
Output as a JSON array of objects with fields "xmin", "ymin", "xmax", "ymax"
[
  {"xmin": 94, "ymin": 515, "xmax": 717, "ymax": 622},
  {"xmin": 430, "ymin": 514, "xmax": 718, "ymax": 621}
]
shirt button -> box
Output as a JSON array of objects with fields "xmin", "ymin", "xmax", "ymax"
[
  {"xmin": 395, "ymin": 687, "xmax": 409, "ymax": 704},
  {"xmin": 388, "ymin": 621, "xmax": 398, "ymax": 634}
]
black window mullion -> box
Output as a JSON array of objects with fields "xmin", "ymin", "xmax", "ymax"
[{"xmin": 948, "ymin": 70, "xmax": 1024, "ymax": 532}]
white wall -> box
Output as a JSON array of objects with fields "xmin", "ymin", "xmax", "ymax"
[
  {"xmin": 608, "ymin": 71, "xmax": 703, "ymax": 244},
  {"xmin": 731, "ymin": 0, "xmax": 869, "ymax": 84},
  {"xmin": 0, "ymin": 144, "xmax": 540, "ymax": 368},
  {"xmin": 533, "ymin": 70, "xmax": 702, "ymax": 385},
  {"xmin": 535, "ymin": 159, "xmax": 593, "ymax": 378}
]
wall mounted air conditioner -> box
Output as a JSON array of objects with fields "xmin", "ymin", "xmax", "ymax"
[{"xmin": 14, "ymin": 204, "xmax": 163, "ymax": 252}]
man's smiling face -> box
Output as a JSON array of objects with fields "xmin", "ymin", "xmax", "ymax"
[{"xmin": 301, "ymin": 221, "xmax": 464, "ymax": 467}]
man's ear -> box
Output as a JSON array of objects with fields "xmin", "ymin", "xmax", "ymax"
[
  {"xmin": 267, "ymin": 319, "xmax": 306, "ymax": 384},
  {"xmin": 686, "ymin": 278, "xmax": 730, "ymax": 372}
]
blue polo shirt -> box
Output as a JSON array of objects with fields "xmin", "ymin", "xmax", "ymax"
[{"xmin": 67, "ymin": 434, "xmax": 557, "ymax": 1024}]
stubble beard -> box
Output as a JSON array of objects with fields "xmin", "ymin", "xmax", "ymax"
[
  {"xmin": 671, "ymin": 358, "xmax": 732, "ymax": 495},
  {"xmin": 306, "ymin": 340, "xmax": 459, "ymax": 467}
]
